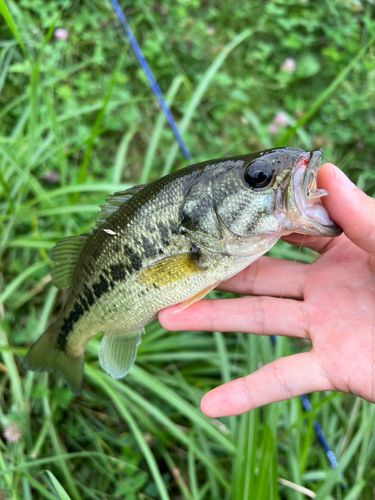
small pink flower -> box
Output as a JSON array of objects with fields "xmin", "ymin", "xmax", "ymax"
[
  {"xmin": 274, "ymin": 112, "xmax": 289, "ymax": 127},
  {"xmin": 269, "ymin": 124, "xmax": 279, "ymax": 135},
  {"xmin": 44, "ymin": 171, "xmax": 61, "ymax": 184},
  {"xmin": 281, "ymin": 57, "xmax": 296, "ymax": 74},
  {"xmin": 4, "ymin": 423, "xmax": 22, "ymax": 443},
  {"xmin": 54, "ymin": 28, "xmax": 69, "ymax": 41},
  {"xmin": 207, "ymin": 26, "xmax": 216, "ymax": 36}
]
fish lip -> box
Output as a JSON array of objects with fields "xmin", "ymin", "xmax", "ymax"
[{"xmin": 290, "ymin": 149, "xmax": 342, "ymax": 237}]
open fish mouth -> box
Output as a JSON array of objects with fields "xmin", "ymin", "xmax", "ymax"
[{"xmin": 289, "ymin": 148, "xmax": 342, "ymax": 237}]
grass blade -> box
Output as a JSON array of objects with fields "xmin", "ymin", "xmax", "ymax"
[
  {"xmin": 314, "ymin": 428, "xmax": 364, "ymax": 500},
  {"xmin": 276, "ymin": 33, "xmax": 375, "ymax": 146},
  {"xmin": 45, "ymin": 471, "xmax": 72, "ymax": 500},
  {"xmin": 162, "ymin": 28, "xmax": 253, "ymax": 176},
  {"xmin": 112, "ymin": 125, "xmax": 138, "ymax": 184},
  {"xmin": 71, "ymin": 51, "xmax": 126, "ymax": 203},
  {"xmin": 86, "ymin": 364, "xmax": 231, "ymax": 489},
  {"xmin": 22, "ymin": 472, "xmax": 58, "ymax": 500},
  {"xmin": 129, "ymin": 364, "xmax": 236, "ymax": 454},
  {"xmin": 0, "ymin": 0, "xmax": 28, "ymax": 57},
  {"xmin": 0, "ymin": 260, "xmax": 47, "ymax": 306},
  {"xmin": 140, "ymin": 75, "xmax": 184, "ymax": 183},
  {"xmin": 86, "ymin": 365, "xmax": 171, "ymax": 500}
]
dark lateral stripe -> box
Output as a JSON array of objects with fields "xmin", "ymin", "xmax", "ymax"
[
  {"xmin": 84, "ymin": 285, "xmax": 95, "ymax": 306},
  {"xmin": 56, "ymin": 251, "xmax": 141, "ymax": 352},
  {"xmin": 109, "ymin": 263, "xmax": 126, "ymax": 282},
  {"xmin": 123, "ymin": 244, "xmax": 142, "ymax": 273},
  {"xmin": 92, "ymin": 274, "xmax": 110, "ymax": 299},
  {"xmin": 81, "ymin": 296, "xmax": 90, "ymax": 312},
  {"xmin": 57, "ymin": 275, "xmax": 111, "ymax": 351},
  {"xmin": 57, "ymin": 301, "xmax": 85, "ymax": 351},
  {"xmin": 141, "ymin": 235, "xmax": 158, "ymax": 260}
]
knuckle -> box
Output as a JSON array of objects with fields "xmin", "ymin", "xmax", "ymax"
[
  {"xmin": 272, "ymin": 360, "xmax": 293, "ymax": 399},
  {"xmin": 252, "ymin": 296, "xmax": 266, "ymax": 334},
  {"xmin": 243, "ymin": 259, "xmax": 259, "ymax": 293},
  {"xmin": 240, "ymin": 377, "xmax": 257, "ymax": 410}
]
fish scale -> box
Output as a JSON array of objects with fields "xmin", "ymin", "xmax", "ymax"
[{"xmin": 24, "ymin": 148, "xmax": 342, "ymax": 394}]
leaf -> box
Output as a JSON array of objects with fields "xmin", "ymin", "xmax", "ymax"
[
  {"xmin": 296, "ymin": 53, "xmax": 321, "ymax": 79},
  {"xmin": 45, "ymin": 471, "xmax": 73, "ymax": 500}
]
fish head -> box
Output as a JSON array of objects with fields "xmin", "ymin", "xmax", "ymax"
[
  {"xmin": 217, "ymin": 148, "xmax": 342, "ymax": 237},
  {"xmin": 269, "ymin": 147, "xmax": 342, "ymax": 237},
  {"xmin": 180, "ymin": 148, "xmax": 342, "ymax": 257},
  {"xmin": 211, "ymin": 147, "xmax": 342, "ymax": 240}
]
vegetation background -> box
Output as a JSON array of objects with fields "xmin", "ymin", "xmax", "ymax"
[{"xmin": 1, "ymin": 0, "xmax": 375, "ymax": 498}]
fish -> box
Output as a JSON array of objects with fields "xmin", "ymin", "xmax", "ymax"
[{"xmin": 23, "ymin": 147, "xmax": 342, "ymax": 395}]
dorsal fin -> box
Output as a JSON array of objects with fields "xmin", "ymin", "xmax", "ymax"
[
  {"xmin": 51, "ymin": 184, "xmax": 147, "ymax": 289},
  {"xmin": 50, "ymin": 234, "xmax": 89, "ymax": 289},
  {"xmin": 92, "ymin": 184, "xmax": 147, "ymax": 230}
]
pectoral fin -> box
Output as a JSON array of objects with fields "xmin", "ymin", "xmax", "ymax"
[
  {"xmin": 172, "ymin": 282, "xmax": 220, "ymax": 314},
  {"xmin": 99, "ymin": 329, "xmax": 144, "ymax": 379},
  {"xmin": 140, "ymin": 252, "xmax": 205, "ymax": 288}
]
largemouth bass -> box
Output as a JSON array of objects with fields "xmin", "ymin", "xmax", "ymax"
[{"xmin": 24, "ymin": 147, "xmax": 341, "ymax": 394}]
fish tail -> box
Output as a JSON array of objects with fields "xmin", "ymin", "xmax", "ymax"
[{"xmin": 23, "ymin": 323, "xmax": 84, "ymax": 395}]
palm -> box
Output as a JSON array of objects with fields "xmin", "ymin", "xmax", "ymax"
[{"xmin": 300, "ymin": 235, "xmax": 375, "ymax": 401}]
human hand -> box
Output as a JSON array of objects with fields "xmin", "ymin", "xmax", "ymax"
[{"xmin": 159, "ymin": 163, "xmax": 375, "ymax": 417}]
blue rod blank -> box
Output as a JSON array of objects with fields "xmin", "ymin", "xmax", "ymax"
[{"xmin": 110, "ymin": 0, "xmax": 192, "ymax": 162}]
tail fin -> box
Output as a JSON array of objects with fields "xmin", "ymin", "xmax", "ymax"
[{"xmin": 23, "ymin": 326, "xmax": 84, "ymax": 396}]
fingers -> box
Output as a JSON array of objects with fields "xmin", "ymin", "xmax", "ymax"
[
  {"xmin": 159, "ymin": 296, "xmax": 308, "ymax": 338},
  {"xmin": 318, "ymin": 163, "xmax": 375, "ymax": 257},
  {"xmin": 217, "ymin": 256, "xmax": 309, "ymax": 299},
  {"xmin": 200, "ymin": 351, "xmax": 334, "ymax": 417}
]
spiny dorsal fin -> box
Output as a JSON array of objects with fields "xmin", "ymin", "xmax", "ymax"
[
  {"xmin": 92, "ymin": 184, "xmax": 147, "ymax": 230},
  {"xmin": 50, "ymin": 234, "xmax": 89, "ymax": 289}
]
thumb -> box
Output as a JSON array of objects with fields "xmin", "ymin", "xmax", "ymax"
[{"xmin": 318, "ymin": 163, "xmax": 375, "ymax": 257}]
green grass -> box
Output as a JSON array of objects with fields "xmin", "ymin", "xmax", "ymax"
[{"xmin": 1, "ymin": 0, "xmax": 375, "ymax": 498}]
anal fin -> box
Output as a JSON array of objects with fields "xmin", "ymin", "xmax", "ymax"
[
  {"xmin": 99, "ymin": 328, "xmax": 144, "ymax": 379},
  {"xmin": 172, "ymin": 282, "xmax": 221, "ymax": 314}
]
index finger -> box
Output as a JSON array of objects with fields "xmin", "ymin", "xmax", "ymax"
[
  {"xmin": 159, "ymin": 296, "xmax": 309, "ymax": 339},
  {"xmin": 217, "ymin": 256, "xmax": 308, "ymax": 299}
]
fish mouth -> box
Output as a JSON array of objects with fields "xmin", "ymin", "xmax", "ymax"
[{"xmin": 288, "ymin": 148, "xmax": 342, "ymax": 237}]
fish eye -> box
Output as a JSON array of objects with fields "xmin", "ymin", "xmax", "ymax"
[{"xmin": 244, "ymin": 162, "xmax": 274, "ymax": 189}]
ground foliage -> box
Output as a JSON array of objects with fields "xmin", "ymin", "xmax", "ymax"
[{"xmin": 0, "ymin": 0, "xmax": 375, "ymax": 498}]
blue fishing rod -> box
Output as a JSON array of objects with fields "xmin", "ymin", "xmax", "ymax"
[{"xmin": 110, "ymin": 0, "xmax": 192, "ymax": 162}]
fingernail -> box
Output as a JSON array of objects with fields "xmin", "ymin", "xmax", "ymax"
[{"xmin": 332, "ymin": 166, "xmax": 355, "ymax": 190}]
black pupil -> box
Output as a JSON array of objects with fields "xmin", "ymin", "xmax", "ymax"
[
  {"xmin": 252, "ymin": 170, "xmax": 268, "ymax": 184},
  {"xmin": 244, "ymin": 163, "xmax": 273, "ymax": 188}
]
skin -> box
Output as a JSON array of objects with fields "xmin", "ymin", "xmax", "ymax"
[{"xmin": 159, "ymin": 163, "xmax": 375, "ymax": 417}]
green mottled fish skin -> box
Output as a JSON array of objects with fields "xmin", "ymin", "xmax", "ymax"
[
  {"xmin": 24, "ymin": 147, "xmax": 342, "ymax": 393},
  {"xmin": 51, "ymin": 154, "xmax": 268, "ymax": 357}
]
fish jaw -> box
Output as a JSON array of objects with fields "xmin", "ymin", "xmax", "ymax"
[{"xmin": 280, "ymin": 149, "xmax": 342, "ymax": 237}]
